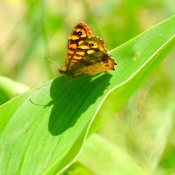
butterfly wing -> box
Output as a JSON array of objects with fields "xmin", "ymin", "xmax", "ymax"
[
  {"xmin": 69, "ymin": 37, "xmax": 116, "ymax": 77},
  {"xmin": 58, "ymin": 22, "xmax": 116, "ymax": 78},
  {"xmin": 70, "ymin": 51, "xmax": 116, "ymax": 77},
  {"xmin": 67, "ymin": 37, "xmax": 110, "ymax": 70},
  {"xmin": 65, "ymin": 22, "xmax": 93, "ymax": 67}
]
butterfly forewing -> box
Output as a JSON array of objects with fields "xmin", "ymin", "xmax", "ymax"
[{"xmin": 66, "ymin": 22, "xmax": 93, "ymax": 66}]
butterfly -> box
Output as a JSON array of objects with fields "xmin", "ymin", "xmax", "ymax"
[{"xmin": 58, "ymin": 22, "xmax": 116, "ymax": 78}]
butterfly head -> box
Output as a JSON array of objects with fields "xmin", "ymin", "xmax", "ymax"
[{"xmin": 58, "ymin": 67, "xmax": 75, "ymax": 78}]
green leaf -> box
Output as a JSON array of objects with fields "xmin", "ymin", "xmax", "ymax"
[
  {"xmin": 78, "ymin": 134, "xmax": 151, "ymax": 175},
  {"xmin": 0, "ymin": 16, "xmax": 175, "ymax": 174},
  {"xmin": 0, "ymin": 76, "xmax": 30, "ymax": 105},
  {"xmin": 61, "ymin": 162, "xmax": 94, "ymax": 175}
]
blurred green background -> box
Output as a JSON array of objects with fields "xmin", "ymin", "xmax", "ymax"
[{"xmin": 0, "ymin": 0, "xmax": 175, "ymax": 174}]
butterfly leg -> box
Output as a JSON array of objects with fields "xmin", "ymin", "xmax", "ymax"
[
  {"xmin": 63, "ymin": 78, "xmax": 71, "ymax": 94},
  {"xmin": 75, "ymin": 79, "xmax": 85, "ymax": 90}
]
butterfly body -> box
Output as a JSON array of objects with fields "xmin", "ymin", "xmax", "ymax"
[{"xmin": 58, "ymin": 22, "xmax": 116, "ymax": 78}]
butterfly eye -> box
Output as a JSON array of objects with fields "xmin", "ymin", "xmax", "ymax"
[
  {"xmin": 77, "ymin": 31, "xmax": 82, "ymax": 36},
  {"xmin": 89, "ymin": 43, "xmax": 94, "ymax": 47}
]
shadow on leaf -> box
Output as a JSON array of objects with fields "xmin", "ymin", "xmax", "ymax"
[{"xmin": 48, "ymin": 73, "xmax": 112, "ymax": 135}]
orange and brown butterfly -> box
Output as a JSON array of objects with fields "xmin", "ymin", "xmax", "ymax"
[{"xmin": 58, "ymin": 22, "xmax": 117, "ymax": 78}]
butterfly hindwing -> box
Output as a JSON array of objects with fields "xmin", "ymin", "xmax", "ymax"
[{"xmin": 70, "ymin": 51, "xmax": 116, "ymax": 77}]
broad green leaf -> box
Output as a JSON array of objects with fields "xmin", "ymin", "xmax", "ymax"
[{"xmin": 0, "ymin": 16, "xmax": 175, "ymax": 174}]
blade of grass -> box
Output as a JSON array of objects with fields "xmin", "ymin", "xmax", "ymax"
[
  {"xmin": 78, "ymin": 134, "xmax": 151, "ymax": 175},
  {"xmin": 0, "ymin": 76, "xmax": 29, "ymax": 105}
]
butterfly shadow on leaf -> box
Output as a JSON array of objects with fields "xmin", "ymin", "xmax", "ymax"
[{"xmin": 47, "ymin": 73, "xmax": 113, "ymax": 136}]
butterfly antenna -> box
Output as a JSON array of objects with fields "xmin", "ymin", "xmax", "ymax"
[{"xmin": 45, "ymin": 57, "xmax": 60, "ymax": 67}]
